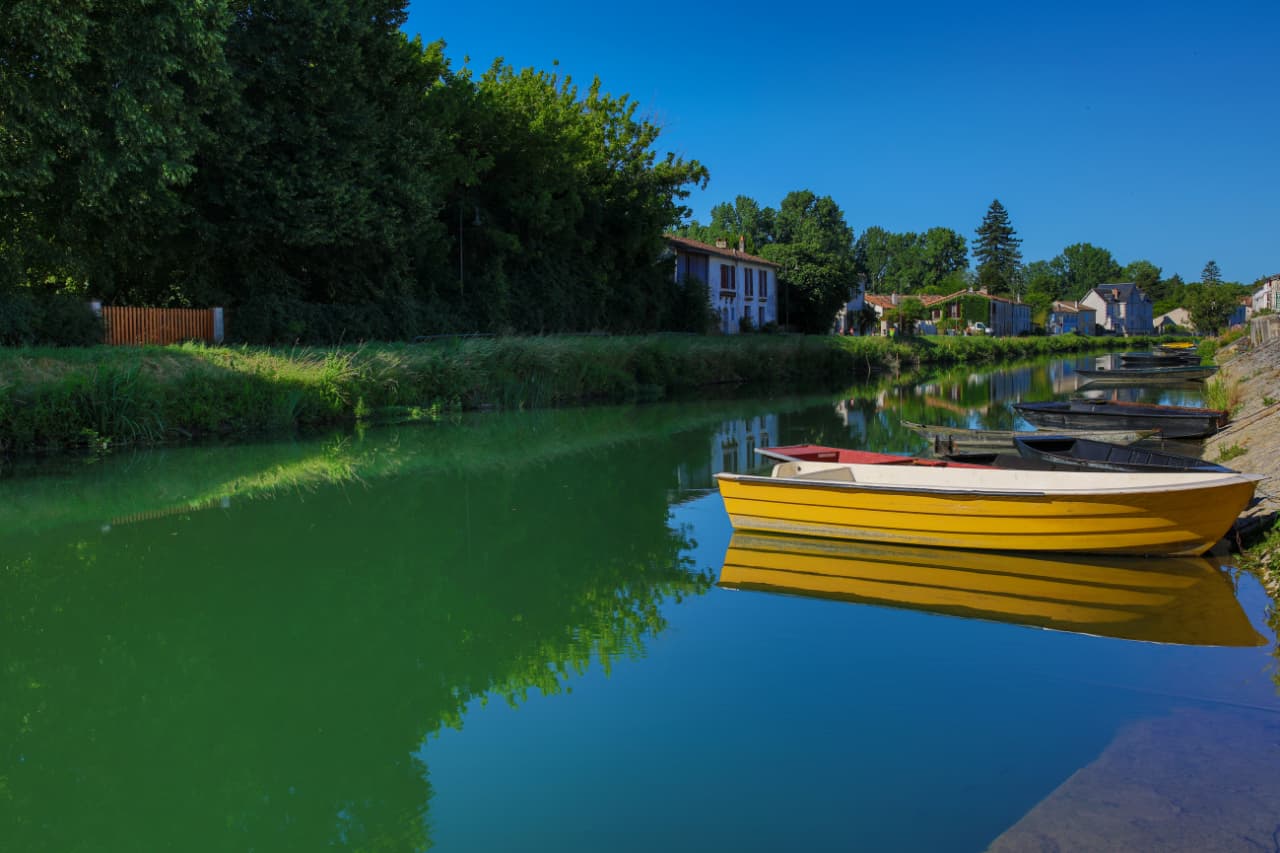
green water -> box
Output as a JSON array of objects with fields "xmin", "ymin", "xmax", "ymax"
[{"xmin": 2, "ymin": 358, "xmax": 1276, "ymax": 851}]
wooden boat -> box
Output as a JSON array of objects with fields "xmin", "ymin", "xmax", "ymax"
[
  {"xmin": 1013, "ymin": 400, "xmax": 1228, "ymax": 439},
  {"xmin": 756, "ymin": 444, "xmax": 988, "ymax": 468},
  {"xmin": 1012, "ymin": 435, "xmax": 1234, "ymax": 473},
  {"xmin": 715, "ymin": 455, "xmax": 1259, "ymax": 555},
  {"xmin": 1075, "ymin": 364, "xmax": 1218, "ymax": 383},
  {"xmin": 718, "ymin": 532, "xmax": 1264, "ymax": 647},
  {"xmin": 901, "ymin": 420, "xmax": 1159, "ymax": 454},
  {"xmin": 1118, "ymin": 351, "xmax": 1201, "ymax": 366}
]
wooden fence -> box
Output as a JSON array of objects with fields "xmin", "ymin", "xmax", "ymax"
[{"xmin": 100, "ymin": 306, "xmax": 223, "ymax": 346}]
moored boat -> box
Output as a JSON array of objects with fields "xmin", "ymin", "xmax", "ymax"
[
  {"xmin": 902, "ymin": 420, "xmax": 1159, "ymax": 454},
  {"xmin": 1013, "ymin": 400, "xmax": 1227, "ymax": 439},
  {"xmin": 719, "ymin": 532, "xmax": 1264, "ymax": 646},
  {"xmin": 714, "ymin": 459, "xmax": 1259, "ymax": 556},
  {"xmin": 1012, "ymin": 435, "xmax": 1234, "ymax": 473},
  {"xmin": 1118, "ymin": 351, "xmax": 1202, "ymax": 366},
  {"xmin": 1075, "ymin": 364, "xmax": 1218, "ymax": 383},
  {"xmin": 756, "ymin": 444, "xmax": 988, "ymax": 467}
]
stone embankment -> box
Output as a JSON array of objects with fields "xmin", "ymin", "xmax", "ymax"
[{"xmin": 1203, "ymin": 334, "xmax": 1280, "ymax": 591}]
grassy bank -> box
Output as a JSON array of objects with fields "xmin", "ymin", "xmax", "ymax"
[{"xmin": 0, "ymin": 332, "xmax": 1143, "ymax": 453}]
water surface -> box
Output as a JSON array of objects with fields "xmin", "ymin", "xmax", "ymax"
[{"xmin": 2, "ymin": 357, "xmax": 1276, "ymax": 851}]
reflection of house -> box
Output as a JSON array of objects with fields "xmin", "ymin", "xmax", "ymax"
[
  {"xmin": 1081, "ymin": 282, "xmax": 1153, "ymax": 335},
  {"xmin": 665, "ymin": 235, "xmax": 780, "ymax": 334},
  {"xmin": 1048, "ymin": 300, "xmax": 1096, "ymax": 335}
]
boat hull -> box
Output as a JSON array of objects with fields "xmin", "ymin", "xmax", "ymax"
[
  {"xmin": 1014, "ymin": 401, "xmax": 1226, "ymax": 439},
  {"xmin": 902, "ymin": 420, "xmax": 1157, "ymax": 453},
  {"xmin": 719, "ymin": 532, "xmax": 1263, "ymax": 646},
  {"xmin": 1075, "ymin": 365, "xmax": 1217, "ymax": 383},
  {"xmin": 715, "ymin": 466, "xmax": 1257, "ymax": 556},
  {"xmin": 1013, "ymin": 436, "xmax": 1233, "ymax": 473}
]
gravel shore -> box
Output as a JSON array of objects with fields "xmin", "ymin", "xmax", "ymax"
[{"xmin": 1203, "ymin": 335, "xmax": 1280, "ymax": 592}]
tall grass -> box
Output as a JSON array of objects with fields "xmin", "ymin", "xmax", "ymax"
[{"xmin": 0, "ymin": 332, "xmax": 1143, "ymax": 453}]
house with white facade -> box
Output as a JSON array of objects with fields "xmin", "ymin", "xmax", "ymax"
[
  {"xmin": 864, "ymin": 289, "xmax": 1030, "ymax": 336},
  {"xmin": 665, "ymin": 235, "xmax": 780, "ymax": 333},
  {"xmin": 1253, "ymin": 274, "xmax": 1279, "ymax": 314},
  {"xmin": 1048, "ymin": 301, "xmax": 1096, "ymax": 335},
  {"xmin": 1081, "ymin": 282, "xmax": 1153, "ymax": 335},
  {"xmin": 832, "ymin": 275, "xmax": 868, "ymax": 334}
]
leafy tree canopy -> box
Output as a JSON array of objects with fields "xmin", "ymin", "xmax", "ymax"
[{"xmin": 1051, "ymin": 243, "xmax": 1122, "ymax": 301}]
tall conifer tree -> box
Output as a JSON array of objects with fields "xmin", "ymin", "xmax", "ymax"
[{"xmin": 972, "ymin": 199, "xmax": 1022, "ymax": 295}]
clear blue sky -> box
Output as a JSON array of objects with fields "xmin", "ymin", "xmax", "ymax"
[{"xmin": 405, "ymin": 1, "xmax": 1279, "ymax": 284}]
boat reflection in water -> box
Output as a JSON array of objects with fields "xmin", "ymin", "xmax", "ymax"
[{"xmin": 719, "ymin": 532, "xmax": 1264, "ymax": 647}]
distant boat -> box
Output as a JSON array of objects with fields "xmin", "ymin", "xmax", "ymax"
[
  {"xmin": 1012, "ymin": 435, "xmax": 1235, "ymax": 473},
  {"xmin": 901, "ymin": 420, "xmax": 1159, "ymax": 454},
  {"xmin": 716, "ymin": 451, "xmax": 1259, "ymax": 555},
  {"xmin": 718, "ymin": 532, "xmax": 1264, "ymax": 647},
  {"xmin": 1075, "ymin": 364, "xmax": 1218, "ymax": 383},
  {"xmin": 1013, "ymin": 400, "xmax": 1228, "ymax": 439}
]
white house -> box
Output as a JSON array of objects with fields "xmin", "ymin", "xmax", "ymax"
[
  {"xmin": 666, "ymin": 235, "xmax": 780, "ymax": 333},
  {"xmin": 832, "ymin": 275, "xmax": 868, "ymax": 334},
  {"xmin": 1253, "ymin": 275, "xmax": 1279, "ymax": 313},
  {"xmin": 1081, "ymin": 282, "xmax": 1153, "ymax": 335},
  {"xmin": 1154, "ymin": 307, "xmax": 1193, "ymax": 333}
]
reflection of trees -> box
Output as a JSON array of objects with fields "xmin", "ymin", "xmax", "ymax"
[{"xmin": 0, "ymin": 428, "xmax": 713, "ymax": 851}]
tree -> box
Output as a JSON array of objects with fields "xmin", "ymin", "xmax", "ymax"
[
  {"xmin": 1051, "ymin": 243, "xmax": 1122, "ymax": 300},
  {"xmin": 1201, "ymin": 259, "xmax": 1222, "ymax": 286},
  {"xmin": 1187, "ymin": 284, "xmax": 1237, "ymax": 334},
  {"xmin": 0, "ymin": 0, "xmax": 232, "ymax": 295},
  {"xmin": 760, "ymin": 190, "xmax": 856, "ymax": 333},
  {"xmin": 890, "ymin": 297, "xmax": 927, "ymax": 335},
  {"xmin": 854, "ymin": 225, "xmax": 966, "ymax": 295},
  {"xmin": 972, "ymin": 199, "xmax": 1022, "ymax": 295},
  {"xmin": 1123, "ymin": 259, "xmax": 1163, "ymax": 302},
  {"xmin": 1021, "ymin": 259, "xmax": 1063, "ymax": 323},
  {"xmin": 707, "ymin": 196, "xmax": 775, "ymax": 254}
]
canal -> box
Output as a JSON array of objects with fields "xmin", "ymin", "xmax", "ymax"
[{"xmin": 2, "ymin": 355, "xmax": 1276, "ymax": 851}]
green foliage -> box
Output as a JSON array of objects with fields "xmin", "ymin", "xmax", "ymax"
[
  {"xmin": 891, "ymin": 297, "xmax": 927, "ymax": 334},
  {"xmin": 754, "ymin": 190, "xmax": 858, "ymax": 333},
  {"xmin": 0, "ymin": 291, "xmax": 102, "ymax": 346},
  {"xmin": 854, "ymin": 226, "xmax": 968, "ymax": 294},
  {"xmin": 1216, "ymin": 443, "xmax": 1246, "ymax": 463},
  {"xmin": 0, "ymin": 0, "xmax": 232, "ymax": 295},
  {"xmin": 972, "ymin": 200, "xmax": 1022, "ymax": 295},
  {"xmin": 1052, "ymin": 243, "xmax": 1123, "ymax": 300},
  {"xmin": 1188, "ymin": 284, "xmax": 1245, "ymax": 335}
]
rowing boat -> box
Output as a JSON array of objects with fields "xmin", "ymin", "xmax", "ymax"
[
  {"xmin": 901, "ymin": 420, "xmax": 1158, "ymax": 454},
  {"xmin": 715, "ymin": 454, "xmax": 1259, "ymax": 555},
  {"xmin": 718, "ymin": 532, "xmax": 1263, "ymax": 646},
  {"xmin": 1012, "ymin": 435, "xmax": 1234, "ymax": 473},
  {"xmin": 1013, "ymin": 400, "xmax": 1227, "ymax": 439},
  {"xmin": 1075, "ymin": 364, "xmax": 1218, "ymax": 383}
]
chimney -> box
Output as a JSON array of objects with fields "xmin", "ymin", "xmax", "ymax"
[
  {"xmin": 1112, "ymin": 288, "xmax": 1120, "ymax": 300},
  {"xmin": 737, "ymin": 234, "xmax": 745, "ymax": 252},
  {"xmin": 714, "ymin": 238, "xmax": 728, "ymax": 249},
  {"xmin": 891, "ymin": 293, "xmax": 899, "ymax": 305}
]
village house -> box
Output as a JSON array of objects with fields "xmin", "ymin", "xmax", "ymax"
[
  {"xmin": 1253, "ymin": 274, "xmax": 1278, "ymax": 314},
  {"xmin": 864, "ymin": 289, "xmax": 1030, "ymax": 336},
  {"xmin": 831, "ymin": 276, "xmax": 868, "ymax": 335},
  {"xmin": 1048, "ymin": 300, "xmax": 1096, "ymax": 335},
  {"xmin": 1154, "ymin": 307, "xmax": 1193, "ymax": 333},
  {"xmin": 665, "ymin": 235, "xmax": 780, "ymax": 334},
  {"xmin": 1081, "ymin": 282, "xmax": 1153, "ymax": 335}
]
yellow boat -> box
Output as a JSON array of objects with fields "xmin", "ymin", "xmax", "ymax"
[
  {"xmin": 715, "ymin": 458, "xmax": 1260, "ymax": 556},
  {"xmin": 718, "ymin": 532, "xmax": 1264, "ymax": 646}
]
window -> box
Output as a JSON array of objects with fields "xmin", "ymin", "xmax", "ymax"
[
  {"xmin": 744, "ymin": 268, "xmax": 754, "ymax": 298},
  {"xmin": 760, "ymin": 270, "xmax": 768, "ymax": 299},
  {"xmin": 759, "ymin": 306, "xmax": 765, "ymax": 326},
  {"xmin": 719, "ymin": 265, "xmax": 736, "ymax": 293}
]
